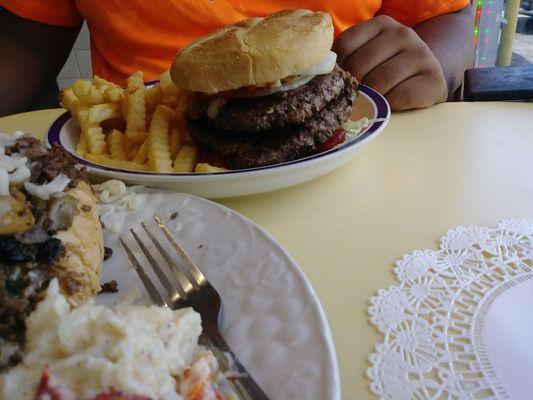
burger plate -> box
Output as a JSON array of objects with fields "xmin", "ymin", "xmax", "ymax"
[{"xmin": 47, "ymin": 84, "xmax": 390, "ymax": 199}]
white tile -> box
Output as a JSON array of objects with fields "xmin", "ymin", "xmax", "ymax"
[
  {"xmin": 57, "ymin": 78, "xmax": 78, "ymax": 90},
  {"xmin": 75, "ymin": 49, "xmax": 93, "ymax": 78},
  {"xmin": 57, "ymin": 51, "xmax": 80, "ymax": 79},
  {"xmin": 74, "ymin": 21, "xmax": 90, "ymax": 50}
]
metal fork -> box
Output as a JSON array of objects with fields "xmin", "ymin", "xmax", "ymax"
[{"xmin": 119, "ymin": 215, "xmax": 270, "ymax": 400}]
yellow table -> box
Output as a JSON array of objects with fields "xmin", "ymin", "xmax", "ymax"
[{"xmin": 1, "ymin": 103, "xmax": 532, "ymax": 398}]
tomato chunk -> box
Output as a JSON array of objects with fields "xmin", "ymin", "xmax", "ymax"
[
  {"xmin": 34, "ymin": 366, "xmax": 75, "ymax": 400},
  {"xmin": 317, "ymin": 128, "xmax": 346, "ymax": 153}
]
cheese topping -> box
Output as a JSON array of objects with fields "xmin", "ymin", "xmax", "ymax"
[
  {"xmin": 0, "ymin": 132, "xmax": 31, "ymax": 196},
  {"xmin": 24, "ymin": 174, "xmax": 71, "ymax": 201},
  {"xmin": 93, "ymin": 180, "xmax": 147, "ymax": 233}
]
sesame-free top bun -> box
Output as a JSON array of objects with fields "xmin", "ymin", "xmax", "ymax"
[{"xmin": 170, "ymin": 9, "xmax": 334, "ymax": 94}]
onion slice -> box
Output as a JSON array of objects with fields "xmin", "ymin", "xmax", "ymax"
[{"xmin": 219, "ymin": 51, "xmax": 338, "ymax": 99}]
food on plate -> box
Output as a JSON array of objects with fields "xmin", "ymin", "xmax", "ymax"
[
  {"xmin": 61, "ymin": 71, "xmax": 226, "ymax": 174},
  {"xmin": 0, "ymin": 279, "xmax": 234, "ymax": 400},
  {"xmin": 0, "ymin": 134, "xmax": 103, "ymax": 370},
  {"xmin": 170, "ymin": 9, "xmax": 359, "ymax": 169},
  {"xmin": 61, "ymin": 10, "xmax": 360, "ymax": 174},
  {"xmin": 92, "ymin": 179, "xmax": 147, "ymax": 233}
]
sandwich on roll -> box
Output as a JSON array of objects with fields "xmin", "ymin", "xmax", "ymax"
[
  {"xmin": 171, "ymin": 9, "xmax": 358, "ymax": 169},
  {"xmin": 0, "ymin": 134, "xmax": 103, "ymax": 369}
]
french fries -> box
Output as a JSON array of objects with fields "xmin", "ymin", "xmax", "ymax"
[
  {"xmin": 147, "ymin": 105, "xmax": 174, "ymax": 173},
  {"xmin": 125, "ymin": 88, "xmax": 147, "ymax": 139},
  {"xmin": 195, "ymin": 163, "xmax": 229, "ymax": 173},
  {"xmin": 63, "ymin": 70, "xmax": 227, "ymax": 173},
  {"xmin": 173, "ymin": 144, "xmax": 198, "ymax": 173},
  {"xmin": 108, "ymin": 129, "xmax": 127, "ymax": 160}
]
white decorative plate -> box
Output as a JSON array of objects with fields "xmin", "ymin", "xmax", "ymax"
[
  {"xmin": 46, "ymin": 85, "xmax": 390, "ymax": 199},
  {"xmin": 98, "ymin": 189, "xmax": 340, "ymax": 400}
]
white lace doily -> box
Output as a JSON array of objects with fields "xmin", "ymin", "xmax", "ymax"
[{"xmin": 367, "ymin": 218, "xmax": 533, "ymax": 399}]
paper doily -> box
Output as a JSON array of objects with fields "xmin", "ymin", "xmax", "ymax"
[{"xmin": 367, "ymin": 218, "xmax": 533, "ymax": 399}]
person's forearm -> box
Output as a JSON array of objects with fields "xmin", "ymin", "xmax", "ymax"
[
  {"xmin": 414, "ymin": 4, "xmax": 474, "ymax": 99},
  {"xmin": 0, "ymin": 7, "xmax": 80, "ymax": 117}
]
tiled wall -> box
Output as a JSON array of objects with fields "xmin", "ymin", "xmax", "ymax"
[{"xmin": 56, "ymin": 22, "xmax": 93, "ymax": 89}]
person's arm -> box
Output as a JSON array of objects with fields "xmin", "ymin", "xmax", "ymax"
[
  {"xmin": 414, "ymin": 4, "xmax": 474, "ymax": 100},
  {"xmin": 332, "ymin": 5, "xmax": 473, "ymax": 111},
  {"xmin": 0, "ymin": 7, "xmax": 81, "ymax": 117}
]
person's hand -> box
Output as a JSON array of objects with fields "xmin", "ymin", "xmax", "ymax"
[{"xmin": 332, "ymin": 15, "xmax": 448, "ymax": 111}]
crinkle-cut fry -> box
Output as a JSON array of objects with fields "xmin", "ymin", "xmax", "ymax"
[
  {"xmin": 88, "ymin": 103, "xmax": 121, "ymax": 124},
  {"xmin": 93, "ymin": 75, "xmax": 109, "ymax": 89},
  {"xmin": 132, "ymin": 139, "xmax": 148, "ymax": 163},
  {"xmin": 108, "ymin": 129, "xmax": 127, "ymax": 160},
  {"xmin": 145, "ymin": 83, "xmax": 164, "ymax": 113},
  {"xmin": 76, "ymin": 107, "xmax": 90, "ymax": 130},
  {"xmin": 125, "ymin": 88, "xmax": 147, "ymax": 137},
  {"xmin": 173, "ymin": 144, "xmax": 198, "ymax": 173},
  {"xmin": 72, "ymin": 79, "xmax": 92, "ymax": 97},
  {"xmin": 76, "ymin": 134, "xmax": 88, "ymax": 156},
  {"xmin": 74, "ymin": 81, "xmax": 105, "ymax": 105},
  {"xmin": 159, "ymin": 69, "xmax": 183, "ymax": 96},
  {"xmin": 92, "ymin": 74, "xmax": 123, "ymax": 102},
  {"xmin": 175, "ymin": 115, "xmax": 192, "ymax": 142},
  {"xmin": 122, "ymin": 135, "xmax": 134, "ymax": 155},
  {"xmin": 147, "ymin": 105, "xmax": 174, "ymax": 172},
  {"xmin": 104, "ymin": 86, "xmax": 124, "ymax": 103},
  {"xmin": 84, "ymin": 125, "xmax": 106, "ymax": 155},
  {"xmin": 125, "ymin": 131, "xmax": 148, "ymax": 144},
  {"xmin": 169, "ymin": 125, "xmax": 181, "ymax": 160},
  {"xmin": 59, "ymin": 88, "xmax": 85, "ymax": 113},
  {"xmin": 161, "ymin": 95, "xmax": 178, "ymax": 108},
  {"xmin": 194, "ymin": 163, "xmax": 229, "ymax": 173},
  {"xmin": 126, "ymin": 71, "xmax": 145, "ymax": 93},
  {"xmin": 127, "ymin": 143, "xmax": 140, "ymax": 161},
  {"xmin": 175, "ymin": 93, "xmax": 190, "ymax": 116},
  {"xmin": 84, "ymin": 154, "xmax": 149, "ymax": 171}
]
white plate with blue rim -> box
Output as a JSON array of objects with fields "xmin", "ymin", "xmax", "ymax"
[{"xmin": 47, "ymin": 84, "xmax": 390, "ymax": 199}]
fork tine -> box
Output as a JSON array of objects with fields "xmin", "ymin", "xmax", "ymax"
[
  {"xmin": 140, "ymin": 222, "xmax": 194, "ymax": 299},
  {"xmin": 119, "ymin": 237, "xmax": 167, "ymax": 307},
  {"xmin": 129, "ymin": 228, "xmax": 182, "ymax": 304},
  {"xmin": 153, "ymin": 215, "xmax": 206, "ymax": 288}
]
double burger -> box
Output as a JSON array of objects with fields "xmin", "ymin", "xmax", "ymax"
[{"xmin": 171, "ymin": 9, "xmax": 358, "ymax": 169}]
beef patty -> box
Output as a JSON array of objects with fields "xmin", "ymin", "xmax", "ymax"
[
  {"xmin": 189, "ymin": 64, "xmax": 353, "ymax": 134},
  {"xmin": 189, "ymin": 83, "xmax": 356, "ymax": 169},
  {"xmin": 187, "ymin": 65, "xmax": 358, "ymax": 169}
]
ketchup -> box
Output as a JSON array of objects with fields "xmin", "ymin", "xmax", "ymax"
[{"xmin": 317, "ymin": 128, "xmax": 346, "ymax": 153}]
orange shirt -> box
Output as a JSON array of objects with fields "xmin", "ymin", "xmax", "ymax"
[{"xmin": 1, "ymin": 0, "xmax": 468, "ymax": 86}]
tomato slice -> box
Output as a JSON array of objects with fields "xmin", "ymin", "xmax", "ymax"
[
  {"xmin": 217, "ymin": 82, "xmax": 276, "ymax": 99},
  {"xmin": 317, "ymin": 128, "xmax": 346, "ymax": 153}
]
